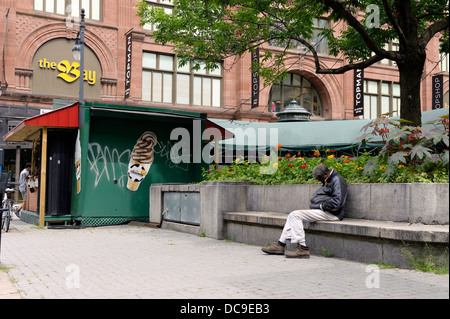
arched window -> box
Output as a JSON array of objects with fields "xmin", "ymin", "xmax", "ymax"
[{"xmin": 268, "ymin": 73, "xmax": 322, "ymax": 116}]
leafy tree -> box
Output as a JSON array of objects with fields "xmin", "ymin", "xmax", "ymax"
[{"xmin": 137, "ymin": 0, "xmax": 449, "ymax": 126}]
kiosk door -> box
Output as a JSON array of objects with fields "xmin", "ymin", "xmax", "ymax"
[{"xmin": 45, "ymin": 129, "xmax": 77, "ymax": 216}]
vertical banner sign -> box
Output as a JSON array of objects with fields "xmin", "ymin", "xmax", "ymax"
[
  {"xmin": 125, "ymin": 33, "xmax": 132, "ymax": 99},
  {"xmin": 432, "ymin": 74, "xmax": 443, "ymax": 109},
  {"xmin": 354, "ymin": 68, "xmax": 364, "ymax": 117},
  {"xmin": 251, "ymin": 50, "xmax": 260, "ymax": 109}
]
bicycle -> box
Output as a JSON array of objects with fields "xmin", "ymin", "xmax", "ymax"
[{"xmin": 1, "ymin": 186, "xmax": 15, "ymax": 232}]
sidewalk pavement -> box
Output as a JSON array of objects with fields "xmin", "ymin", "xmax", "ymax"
[
  {"xmin": 0, "ymin": 218, "xmax": 448, "ymax": 300},
  {"xmin": 0, "ymin": 269, "xmax": 21, "ymax": 299}
]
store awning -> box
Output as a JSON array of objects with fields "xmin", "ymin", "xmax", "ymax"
[
  {"xmin": 205, "ymin": 120, "xmax": 235, "ymax": 142},
  {"xmin": 3, "ymin": 102, "xmax": 79, "ymax": 142},
  {"xmin": 3, "ymin": 102, "xmax": 234, "ymax": 143},
  {"xmin": 210, "ymin": 108, "xmax": 449, "ymax": 152}
]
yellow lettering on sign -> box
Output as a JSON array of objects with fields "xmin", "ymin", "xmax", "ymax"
[
  {"xmin": 57, "ymin": 60, "xmax": 80, "ymax": 83},
  {"xmin": 84, "ymin": 70, "xmax": 96, "ymax": 85},
  {"xmin": 38, "ymin": 58, "xmax": 96, "ymax": 85}
]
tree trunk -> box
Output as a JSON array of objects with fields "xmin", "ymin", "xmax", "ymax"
[{"xmin": 397, "ymin": 53, "xmax": 426, "ymax": 127}]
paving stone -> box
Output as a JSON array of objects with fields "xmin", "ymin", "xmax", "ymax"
[{"xmin": 0, "ymin": 219, "xmax": 448, "ymax": 300}]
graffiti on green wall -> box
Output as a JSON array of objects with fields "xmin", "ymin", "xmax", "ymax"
[
  {"xmin": 153, "ymin": 140, "xmax": 191, "ymax": 172},
  {"xmin": 87, "ymin": 142, "xmax": 131, "ymax": 188},
  {"xmin": 86, "ymin": 130, "xmax": 193, "ymax": 190}
]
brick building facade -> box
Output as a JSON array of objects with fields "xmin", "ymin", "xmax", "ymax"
[{"xmin": 1, "ymin": 0, "xmax": 449, "ymax": 171}]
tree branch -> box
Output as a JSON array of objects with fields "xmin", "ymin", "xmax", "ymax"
[
  {"xmin": 290, "ymin": 33, "xmax": 397, "ymax": 74},
  {"xmin": 315, "ymin": 53, "xmax": 386, "ymax": 74},
  {"xmin": 380, "ymin": 0, "xmax": 408, "ymax": 47},
  {"xmin": 422, "ymin": 16, "xmax": 450, "ymax": 45},
  {"xmin": 319, "ymin": 0, "xmax": 384, "ymax": 56}
]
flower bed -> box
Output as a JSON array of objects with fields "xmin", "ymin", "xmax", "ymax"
[{"xmin": 203, "ymin": 114, "xmax": 449, "ymax": 185}]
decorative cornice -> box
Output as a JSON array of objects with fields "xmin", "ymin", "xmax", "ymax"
[
  {"xmin": 126, "ymin": 29, "xmax": 146, "ymax": 42},
  {"xmin": 101, "ymin": 77, "xmax": 118, "ymax": 85},
  {"xmin": 15, "ymin": 68, "xmax": 33, "ymax": 77}
]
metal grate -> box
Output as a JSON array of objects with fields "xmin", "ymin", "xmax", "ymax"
[{"xmin": 80, "ymin": 216, "xmax": 149, "ymax": 227}]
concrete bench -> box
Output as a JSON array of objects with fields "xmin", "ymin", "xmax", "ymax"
[
  {"xmin": 150, "ymin": 182, "xmax": 449, "ymax": 267},
  {"xmin": 223, "ymin": 211, "xmax": 449, "ymax": 268}
]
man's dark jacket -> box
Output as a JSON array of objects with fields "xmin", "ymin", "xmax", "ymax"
[{"xmin": 309, "ymin": 169, "xmax": 348, "ymax": 220}]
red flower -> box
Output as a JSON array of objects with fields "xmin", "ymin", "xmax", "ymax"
[
  {"xmin": 330, "ymin": 150, "xmax": 336, "ymax": 153},
  {"xmin": 300, "ymin": 164, "xmax": 308, "ymax": 169},
  {"xmin": 288, "ymin": 163, "xmax": 294, "ymax": 168}
]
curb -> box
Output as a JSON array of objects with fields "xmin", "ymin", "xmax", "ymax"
[{"xmin": 0, "ymin": 269, "xmax": 21, "ymax": 299}]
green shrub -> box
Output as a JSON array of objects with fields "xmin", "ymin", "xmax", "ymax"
[{"xmin": 202, "ymin": 114, "xmax": 449, "ymax": 185}]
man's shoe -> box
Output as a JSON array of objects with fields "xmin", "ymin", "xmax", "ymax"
[
  {"xmin": 285, "ymin": 245, "xmax": 310, "ymax": 259},
  {"xmin": 261, "ymin": 241, "xmax": 285, "ymax": 255}
]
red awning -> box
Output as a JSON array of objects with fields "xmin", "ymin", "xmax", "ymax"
[
  {"xmin": 204, "ymin": 119, "xmax": 235, "ymax": 142},
  {"xmin": 3, "ymin": 103, "xmax": 79, "ymax": 142},
  {"xmin": 3, "ymin": 102, "xmax": 234, "ymax": 143}
]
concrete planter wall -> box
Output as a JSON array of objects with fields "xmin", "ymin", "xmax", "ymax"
[
  {"xmin": 247, "ymin": 183, "xmax": 449, "ymax": 225},
  {"xmin": 150, "ymin": 182, "xmax": 449, "ymax": 239}
]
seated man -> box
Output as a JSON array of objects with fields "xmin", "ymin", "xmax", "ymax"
[{"xmin": 262, "ymin": 164, "xmax": 348, "ymax": 259}]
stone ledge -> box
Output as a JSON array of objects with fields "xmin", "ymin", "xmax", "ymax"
[{"xmin": 223, "ymin": 211, "xmax": 449, "ymax": 244}]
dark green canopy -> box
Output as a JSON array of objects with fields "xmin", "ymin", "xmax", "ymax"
[{"xmin": 210, "ymin": 108, "xmax": 449, "ymax": 153}]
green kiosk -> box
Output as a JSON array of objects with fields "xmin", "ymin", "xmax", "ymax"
[{"xmin": 4, "ymin": 102, "xmax": 231, "ymax": 227}]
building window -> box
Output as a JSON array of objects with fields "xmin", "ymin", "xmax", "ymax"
[
  {"xmin": 142, "ymin": 52, "xmax": 222, "ymax": 107},
  {"xmin": 440, "ymin": 41, "xmax": 449, "ymax": 73},
  {"xmin": 269, "ymin": 18, "xmax": 329, "ymax": 55},
  {"xmin": 363, "ymin": 80, "xmax": 400, "ymax": 119},
  {"xmin": 379, "ymin": 39, "xmax": 399, "ymax": 67},
  {"xmin": 34, "ymin": 0, "xmax": 102, "ymax": 21},
  {"xmin": 143, "ymin": 0, "xmax": 174, "ymax": 32},
  {"xmin": 268, "ymin": 73, "xmax": 323, "ymax": 116}
]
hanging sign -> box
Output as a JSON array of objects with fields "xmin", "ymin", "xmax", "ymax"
[
  {"xmin": 251, "ymin": 50, "xmax": 260, "ymax": 109},
  {"xmin": 432, "ymin": 74, "xmax": 443, "ymax": 109},
  {"xmin": 125, "ymin": 33, "xmax": 132, "ymax": 99},
  {"xmin": 354, "ymin": 68, "xmax": 364, "ymax": 117}
]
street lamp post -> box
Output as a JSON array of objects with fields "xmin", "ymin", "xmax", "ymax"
[{"xmin": 72, "ymin": 8, "xmax": 85, "ymax": 127}]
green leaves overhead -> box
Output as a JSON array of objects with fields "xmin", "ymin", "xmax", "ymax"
[
  {"xmin": 137, "ymin": 0, "xmax": 448, "ymax": 80},
  {"xmin": 137, "ymin": 0, "xmax": 326, "ymax": 76}
]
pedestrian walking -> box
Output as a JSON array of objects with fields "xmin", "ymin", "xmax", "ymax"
[{"xmin": 18, "ymin": 163, "xmax": 31, "ymax": 214}]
